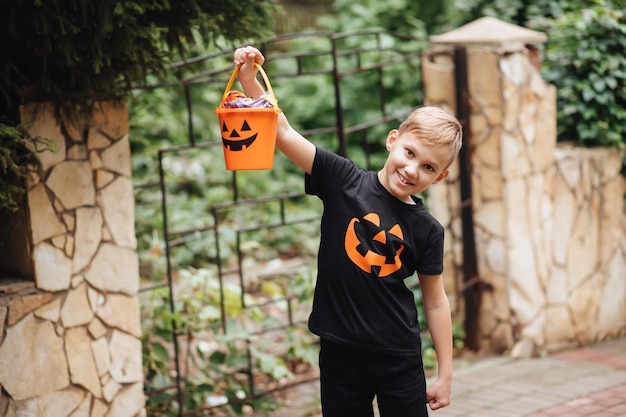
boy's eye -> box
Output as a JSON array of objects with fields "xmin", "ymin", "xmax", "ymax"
[
  {"xmin": 406, "ymin": 149, "xmax": 414, "ymax": 157},
  {"xmin": 424, "ymin": 164, "xmax": 434, "ymax": 171}
]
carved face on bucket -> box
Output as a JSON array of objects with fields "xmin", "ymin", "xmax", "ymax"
[{"xmin": 222, "ymin": 119, "xmax": 258, "ymax": 151}]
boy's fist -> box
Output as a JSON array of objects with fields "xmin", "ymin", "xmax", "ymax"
[{"xmin": 234, "ymin": 46, "xmax": 265, "ymax": 70}]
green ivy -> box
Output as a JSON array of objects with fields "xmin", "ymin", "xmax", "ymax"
[
  {"xmin": 537, "ymin": 1, "xmax": 626, "ymax": 146},
  {"xmin": 451, "ymin": 0, "xmax": 576, "ymax": 26},
  {"xmin": 0, "ymin": 0, "xmax": 277, "ymax": 116},
  {"xmin": 141, "ymin": 266, "xmax": 318, "ymax": 416},
  {"xmin": 0, "ymin": 125, "xmax": 51, "ymax": 212}
]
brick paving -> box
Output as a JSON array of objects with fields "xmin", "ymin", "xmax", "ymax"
[
  {"xmin": 523, "ymin": 338, "xmax": 626, "ymax": 417},
  {"xmin": 278, "ymin": 336, "xmax": 626, "ymax": 417},
  {"xmin": 432, "ymin": 337, "xmax": 626, "ymax": 417}
]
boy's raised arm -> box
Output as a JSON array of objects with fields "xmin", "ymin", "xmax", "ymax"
[{"xmin": 234, "ymin": 46, "xmax": 316, "ymax": 174}]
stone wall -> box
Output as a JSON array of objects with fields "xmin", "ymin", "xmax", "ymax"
[
  {"xmin": 545, "ymin": 145, "xmax": 625, "ymax": 348},
  {"xmin": 423, "ymin": 33, "xmax": 626, "ymax": 355},
  {"xmin": 0, "ymin": 102, "xmax": 145, "ymax": 416}
]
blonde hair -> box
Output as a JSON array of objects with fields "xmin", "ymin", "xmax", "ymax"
[{"xmin": 398, "ymin": 106, "xmax": 463, "ymax": 169}]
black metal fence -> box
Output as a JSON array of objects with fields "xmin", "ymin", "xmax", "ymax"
[{"xmin": 135, "ymin": 30, "xmax": 426, "ymax": 416}]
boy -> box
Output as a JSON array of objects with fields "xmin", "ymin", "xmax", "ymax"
[{"xmin": 233, "ymin": 46, "xmax": 461, "ymax": 417}]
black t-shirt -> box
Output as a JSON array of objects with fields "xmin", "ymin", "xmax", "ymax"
[{"xmin": 305, "ymin": 147, "xmax": 444, "ymax": 355}]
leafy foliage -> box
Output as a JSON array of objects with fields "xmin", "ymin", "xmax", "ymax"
[
  {"xmin": 534, "ymin": 1, "xmax": 626, "ymax": 146},
  {"xmin": 320, "ymin": 0, "xmax": 429, "ymax": 34},
  {"xmin": 451, "ymin": 0, "xmax": 591, "ymax": 26},
  {"xmin": 0, "ymin": 0, "xmax": 277, "ymax": 118},
  {"xmin": 0, "ymin": 124, "xmax": 51, "ymax": 211},
  {"xmin": 141, "ymin": 265, "xmax": 318, "ymax": 416}
]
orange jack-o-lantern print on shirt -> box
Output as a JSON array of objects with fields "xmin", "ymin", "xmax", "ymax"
[
  {"xmin": 344, "ymin": 213, "xmax": 405, "ymax": 277},
  {"xmin": 222, "ymin": 119, "xmax": 258, "ymax": 151}
]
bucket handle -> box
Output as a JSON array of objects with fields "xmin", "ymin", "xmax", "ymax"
[{"xmin": 219, "ymin": 63, "xmax": 280, "ymax": 112}]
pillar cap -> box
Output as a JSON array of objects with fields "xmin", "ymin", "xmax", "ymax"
[{"xmin": 430, "ymin": 16, "xmax": 547, "ymax": 47}]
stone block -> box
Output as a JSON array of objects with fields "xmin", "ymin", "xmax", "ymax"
[{"xmin": 0, "ymin": 314, "xmax": 70, "ymax": 400}]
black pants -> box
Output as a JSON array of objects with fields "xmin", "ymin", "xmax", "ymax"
[{"xmin": 319, "ymin": 339, "xmax": 428, "ymax": 417}]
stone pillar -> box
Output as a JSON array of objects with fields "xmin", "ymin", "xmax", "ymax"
[
  {"xmin": 424, "ymin": 17, "xmax": 555, "ymax": 353},
  {"xmin": 424, "ymin": 17, "xmax": 626, "ymax": 355},
  {"xmin": 0, "ymin": 102, "xmax": 145, "ymax": 416}
]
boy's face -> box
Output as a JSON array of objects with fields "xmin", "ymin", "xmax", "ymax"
[{"xmin": 378, "ymin": 129, "xmax": 450, "ymax": 203}]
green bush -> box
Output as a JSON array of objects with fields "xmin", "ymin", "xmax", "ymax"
[
  {"xmin": 536, "ymin": 2, "xmax": 626, "ymax": 146},
  {"xmin": 0, "ymin": 0, "xmax": 276, "ymax": 116},
  {"xmin": 451, "ymin": 0, "xmax": 578, "ymax": 26},
  {"xmin": 141, "ymin": 265, "xmax": 318, "ymax": 416},
  {"xmin": 0, "ymin": 125, "xmax": 51, "ymax": 211}
]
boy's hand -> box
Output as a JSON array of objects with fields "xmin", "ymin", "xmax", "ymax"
[
  {"xmin": 233, "ymin": 45, "xmax": 316, "ymax": 173},
  {"xmin": 234, "ymin": 46, "xmax": 265, "ymax": 81},
  {"xmin": 427, "ymin": 377, "xmax": 451, "ymax": 411}
]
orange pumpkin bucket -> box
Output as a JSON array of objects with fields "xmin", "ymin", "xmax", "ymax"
[{"xmin": 215, "ymin": 63, "xmax": 282, "ymax": 170}]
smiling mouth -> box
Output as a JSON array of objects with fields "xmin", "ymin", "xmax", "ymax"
[{"xmin": 397, "ymin": 171, "xmax": 414, "ymax": 186}]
